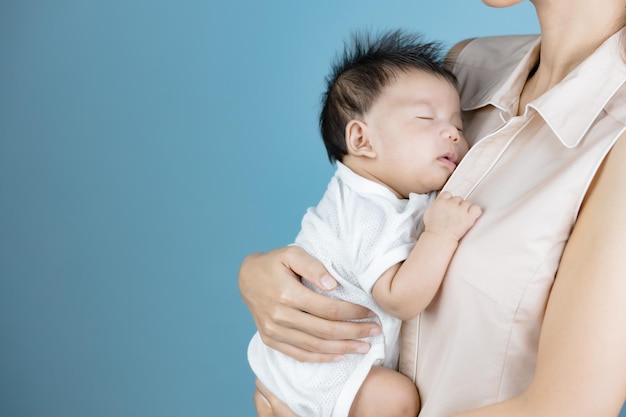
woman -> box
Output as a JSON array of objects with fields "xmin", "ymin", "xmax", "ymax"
[{"xmin": 239, "ymin": 0, "xmax": 626, "ymax": 415}]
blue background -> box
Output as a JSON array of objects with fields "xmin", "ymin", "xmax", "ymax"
[{"xmin": 1, "ymin": 1, "xmax": 624, "ymax": 416}]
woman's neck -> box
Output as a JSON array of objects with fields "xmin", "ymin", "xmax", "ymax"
[{"xmin": 518, "ymin": 0, "xmax": 626, "ymax": 114}]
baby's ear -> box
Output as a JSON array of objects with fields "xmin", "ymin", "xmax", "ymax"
[{"xmin": 345, "ymin": 120, "xmax": 377, "ymax": 158}]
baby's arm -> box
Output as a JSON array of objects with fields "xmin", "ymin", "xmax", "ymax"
[{"xmin": 372, "ymin": 192, "xmax": 482, "ymax": 320}]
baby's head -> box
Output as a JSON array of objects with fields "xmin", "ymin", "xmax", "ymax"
[{"xmin": 320, "ymin": 30, "xmax": 469, "ymax": 197}]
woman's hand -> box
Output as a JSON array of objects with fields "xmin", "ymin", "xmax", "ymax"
[
  {"xmin": 239, "ymin": 246, "xmax": 381, "ymax": 362},
  {"xmin": 254, "ymin": 379, "xmax": 298, "ymax": 417}
]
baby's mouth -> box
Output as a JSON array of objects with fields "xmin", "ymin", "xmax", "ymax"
[{"xmin": 438, "ymin": 151, "xmax": 458, "ymax": 170}]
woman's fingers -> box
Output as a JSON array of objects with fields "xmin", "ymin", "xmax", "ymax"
[
  {"xmin": 292, "ymin": 306, "xmax": 379, "ymax": 342},
  {"xmin": 267, "ymin": 327, "xmax": 373, "ymax": 362},
  {"xmin": 253, "ymin": 389, "xmax": 274, "ymax": 417},
  {"xmin": 255, "ymin": 379, "xmax": 299, "ymax": 417},
  {"xmin": 282, "ymin": 245, "xmax": 338, "ymax": 291},
  {"xmin": 261, "ymin": 307, "xmax": 379, "ymax": 358},
  {"xmin": 297, "ymin": 285, "xmax": 373, "ymax": 321}
]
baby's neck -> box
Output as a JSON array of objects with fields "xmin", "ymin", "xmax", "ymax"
[{"xmin": 341, "ymin": 155, "xmax": 405, "ymax": 199}]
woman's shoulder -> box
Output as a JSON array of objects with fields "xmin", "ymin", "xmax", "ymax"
[
  {"xmin": 446, "ymin": 34, "xmax": 539, "ymax": 107},
  {"xmin": 447, "ymin": 34, "xmax": 539, "ymax": 71},
  {"xmin": 593, "ymin": 131, "xmax": 626, "ymax": 188},
  {"xmin": 444, "ymin": 38, "xmax": 476, "ymax": 71}
]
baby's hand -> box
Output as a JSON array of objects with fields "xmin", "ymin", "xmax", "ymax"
[{"xmin": 422, "ymin": 191, "xmax": 482, "ymax": 242}]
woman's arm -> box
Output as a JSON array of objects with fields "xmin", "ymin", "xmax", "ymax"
[
  {"xmin": 452, "ymin": 135, "xmax": 626, "ymax": 416},
  {"xmin": 239, "ymin": 246, "xmax": 382, "ymax": 362}
]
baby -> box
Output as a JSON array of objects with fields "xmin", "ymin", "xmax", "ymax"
[{"xmin": 248, "ymin": 29, "xmax": 481, "ymax": 417}]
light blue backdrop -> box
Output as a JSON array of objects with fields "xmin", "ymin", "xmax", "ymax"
[{"xmin": 1, "ymin": 1, "xmax": 624, "ymax": 416}]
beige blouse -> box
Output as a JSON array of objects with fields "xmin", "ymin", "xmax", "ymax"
[{"xmin": 399, "ymin": 29, "xmax": 626, "ymax": 417}]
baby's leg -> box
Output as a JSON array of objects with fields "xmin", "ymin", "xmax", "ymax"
[{"xmin": 348, "ymin": 366, "xmax": 420, "ymax": 417}]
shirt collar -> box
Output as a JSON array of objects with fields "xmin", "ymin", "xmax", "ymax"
[
  {"xmin": 463, "ymin": 28, "xmax": 626, "ymax": 148},
  {"xmin": 335, "ymin": 161, "xmax": 399, "ymax": 200}
]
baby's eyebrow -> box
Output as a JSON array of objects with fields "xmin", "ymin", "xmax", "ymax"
[
  {"xmin": 406, "ymin": 98, "xmax": 432, "ymax": 107},
  {"xmin": 405, "ymin": 102, "xmax": 435, "ymax": 113}
]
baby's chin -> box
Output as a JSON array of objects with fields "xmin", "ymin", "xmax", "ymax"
[{"xmin": 431, "ymin": 177, "xmax": 452, "ymax": 194}]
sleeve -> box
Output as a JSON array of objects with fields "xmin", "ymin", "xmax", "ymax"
[{"xmin": 348, "ymin": 193, "xmax": 432, "ymax": 294}]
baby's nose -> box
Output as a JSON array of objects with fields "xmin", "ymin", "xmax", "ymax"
[{"xmin": 448, "ymin": 133, "xmax": 459, "ymax": 143}]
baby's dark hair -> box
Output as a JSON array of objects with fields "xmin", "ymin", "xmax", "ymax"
[{"xmin": 319, "ymin": 29, "xmax": 458, "ymax": 163}]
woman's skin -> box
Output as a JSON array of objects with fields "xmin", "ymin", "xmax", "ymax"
[{"xmin": 240, "ymin": 0, "xmax": 626, "ymax": 415}]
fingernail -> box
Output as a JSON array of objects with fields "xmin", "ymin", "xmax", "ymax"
[
  {"xmin": 320, "ymin": 274, "xmax": 337, "ymax": 290},
  {"xmin": 333, "ymin": 355, "xmax": 345, "ymax": 362},
  {"xmin": 369, "ymin": 326, "xmax": 381, "ymax": 336},
  {"xmin": 356, "ymin": 344, "xmax": 370, "ymax": 354}
]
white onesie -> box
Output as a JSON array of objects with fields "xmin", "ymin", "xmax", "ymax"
[{"xmin": 248, "ymin": 162, "xmax": 433, "ymax": 417}]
